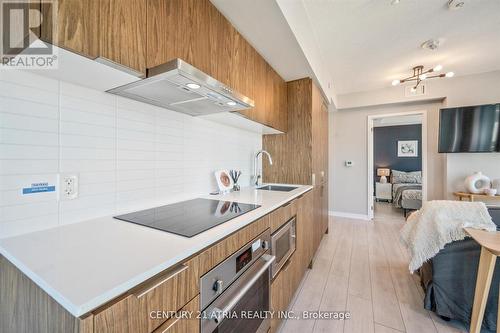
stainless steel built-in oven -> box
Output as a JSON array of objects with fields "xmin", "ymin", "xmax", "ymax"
[
  {"xmin": 270, "ymin": 217, "xmax": 296, "ymax": 278},
  {"xmin": 201, "ymin": 230, "xmax": 275, "ymax": 333}
]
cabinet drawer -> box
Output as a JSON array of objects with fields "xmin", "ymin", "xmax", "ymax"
[
  {"xmin": 94, "ymin": 256, "xmax": 199, "ymax": 333},
  {"xmin": 152, "ymin": 296, "xmax": 199, "ymax": 333},
  {"xmin": 269, "ymin": 200, "xmax": 298, "ymax": 233},
  {"xmin": 270, "ymin": 256, "xmax": 294, "ymax": 333}
]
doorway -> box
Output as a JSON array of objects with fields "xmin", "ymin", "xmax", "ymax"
[{"xmin": 367, "ymin": 111, "xmax": 428, "ymax": 220}]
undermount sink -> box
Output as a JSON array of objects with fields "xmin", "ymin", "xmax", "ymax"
[{"xmin": 257, "ymin": 185, "xmax": 298, "ymax": 192}]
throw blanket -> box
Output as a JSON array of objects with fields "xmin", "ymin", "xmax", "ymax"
[
  {"xmin": 393, "ymin": 183, "xmax": 422, "ymax": 208},
  {"xmin": 400, "ymin": 200, "xmax": 496, "ymax": 272}
]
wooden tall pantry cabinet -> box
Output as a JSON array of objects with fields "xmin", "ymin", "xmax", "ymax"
[{"xmin": 263, "ymin": 78, "xmax": 330, "ymax": 254}]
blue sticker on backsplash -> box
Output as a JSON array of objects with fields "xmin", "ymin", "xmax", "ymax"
[{"xmin": 22, "ymin": 183, "xmax": 56, "ymax": 195}]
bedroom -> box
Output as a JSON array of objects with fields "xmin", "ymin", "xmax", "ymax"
[{"xmin": 372, "ymin": 114, "xmax": 424, "ymax": 218}]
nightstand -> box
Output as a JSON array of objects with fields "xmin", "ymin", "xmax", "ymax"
[{"xmin": 376, "ymin": 182, "xmax": 392, "ymax": 202}]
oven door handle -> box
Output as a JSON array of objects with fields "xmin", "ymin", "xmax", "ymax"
[{"xmin": 212, "ymin": 254, "xmax": 276, "ymax": 324}]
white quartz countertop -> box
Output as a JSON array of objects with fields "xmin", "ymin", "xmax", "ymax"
[{"xmin": 0, "ymin": 184, "xmax": 312, "ymax": 317}]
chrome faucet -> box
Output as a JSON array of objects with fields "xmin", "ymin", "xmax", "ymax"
[{"xmin": 253, "ymin": 150, "xmax": 273, "ymax": 186}]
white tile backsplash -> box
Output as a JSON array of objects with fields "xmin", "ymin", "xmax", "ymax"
[{"xmin": 0, "ymin": 71, "xmax": 261, "ymax": 238}]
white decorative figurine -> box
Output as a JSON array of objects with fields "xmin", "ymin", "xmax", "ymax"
[{"xmin": 464, "ymin": 172, "xmax": 490, "ymax": 194}]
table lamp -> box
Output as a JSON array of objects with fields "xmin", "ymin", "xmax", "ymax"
[{"xmin": 377, "ymin": 168, "xmax": 390, "ymax": 183}]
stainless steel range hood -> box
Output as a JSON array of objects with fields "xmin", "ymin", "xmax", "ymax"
[{"xmin": 107, "ymin": 59, "xmax": 254, "ymax": 116}]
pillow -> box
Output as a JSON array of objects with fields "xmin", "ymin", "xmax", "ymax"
[{"xmin": 392, "ymin": 170, "xmax": 422, "ymax": 184}]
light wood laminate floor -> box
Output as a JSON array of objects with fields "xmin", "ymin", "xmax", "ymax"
[{"xmin": 279, "ymin": 202, "xmax": 471, "ymax": 333}]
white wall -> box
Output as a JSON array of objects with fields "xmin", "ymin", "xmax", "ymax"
[
  {"xmin": 0, "ymin": 71, "xmax": 261, "ymax": 238},
  {"xmin": 330, "ymin": 71, "xmax": 500, "ymax": 215},
  {"xmin": 330, "ymin": 102, "xmax": 444, "ymax": 216},
  {"xmin": 446, "ymin": 153, "xmax": 500, "ymax": 198}
]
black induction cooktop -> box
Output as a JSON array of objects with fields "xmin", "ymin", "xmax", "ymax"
[{"xmin": 113, "ymin": 198, "xmax": 260, "ymax": 238}]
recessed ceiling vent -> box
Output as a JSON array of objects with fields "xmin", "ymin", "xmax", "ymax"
[
  {"xmin": 448, "ymin": 0, "xmax": 465, "ymax": 10},
  {"xmin": 421, "ymin": 39, "xmax": 441, "ymax": 50}
]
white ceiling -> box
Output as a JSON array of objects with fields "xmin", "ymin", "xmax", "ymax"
[
  {"xmin": 302, "ymin": 0, "xmax": 500, "ymax": 95},
  {"xmin": 209, "ymin": 0, "xmax": 313, "ymax": 81}
]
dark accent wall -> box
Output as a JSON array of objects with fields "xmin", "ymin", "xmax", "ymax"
[{"xmin": 374, "ymin": 124, "xmax": 422, "ymax": 184}]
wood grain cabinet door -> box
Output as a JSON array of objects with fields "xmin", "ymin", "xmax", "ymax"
[
  {"xmin": 270, "ymin": 258, "xmax": 293, "ymax": 333},
  {"xmin": 94, "ymin": 257, "xmax": 199, "ymax": 333},
  {"xmin": 40, "ymin": 0, "xmax": 99, "ymax": 58},
  {"xmin": 297, "ymin": 191, "xmax": 314, "ymax": 270},
  {"xmin": 147, "ymin": 0, "xmax": 216, "ymax": 76},
  {"xmin": 250, "ymin": 54, "xmax": 268, "ymax": 125},
  {"xmin": 99, "ymin": 0, "xmax": 147, "ymax": 74},
  {"xmin": 152, "ymin": 296, "xmax": 199, "ymax": 333}
]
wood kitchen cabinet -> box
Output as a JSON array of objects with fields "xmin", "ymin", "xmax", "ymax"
[
  {"xmin": 270, "ymin": 256, "xmax": 294, "ymax": 333},
  {"xmin": 1, "ymin": 192, "xmax": 317, "ymax": 333},
  {"xmin": 39, "ymin": 0, "xmax": 146, "ymax": 73},
  {"xmin": 312, "ymin": 84, "xmax": 329, "ymax": 237},
  {"xmin": 265, "ymin": 65, "xmax": 288, "ymax": 132},
  {"xmin": 297, "ymin": 190, "xmax": 314, "ymax": 270},
  {"xmin": 93, "ymin": 256, "xmax": 199, "ymax": 333},
  {"xmin": 147, "ymin": 0, "xmax": 214, "ymax": 75},
  {"xmin": 152, "ymin": 296, "xmax": 199, "ymax": 333},
  {"xmin": 146, "ymin": 0, "xmax": 287, "ymax": 132},
  {"xmin": 38, "ymin": 0, "xmax": 288, "ymax": 131},
  {"xmin": 263, "ymin": 78, "xmax": 329, "ymax": 258},
  {"xmin": 40, "ymin": 0, "xmax": 99, "ymax": 58},
  {"xmin": 270, "ymin": 191, "xmax": 313, "ymax": 333},
  {"xmin": 99, "ymin": 0, "xmax": 147, "ymax": 74}
]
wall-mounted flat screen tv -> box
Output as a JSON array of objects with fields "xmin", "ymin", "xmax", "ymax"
[{"xmin": 439, "ymin": 104, "xmax": 500, "ymax": 153}]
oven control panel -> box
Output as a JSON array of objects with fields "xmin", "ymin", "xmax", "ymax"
[
  {"xmin": 200, "ymin": 229, "xmax": 271, "ymax": 310},
  {"xmin": 236, "ymin": 246, "xmax": 252, "ymax": 273}
]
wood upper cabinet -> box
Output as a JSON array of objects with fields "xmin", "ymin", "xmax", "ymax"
[
  {"xmin": 263, "ymin": 77, "xmax": 327, "ymax": 185},
  {"xmin": 40, "ymin": 0, "xmax": 287, "ymax": 131},
  {"xmin": 245, "ymin": 52, "xmax": 268, "ymax": 125},
  {"xmin": 312, "ymin": 82, "xmax": 329, "ymax": 186},
  {"xmin": 263, "ymin": 78, "xmax": 314, "ymax": 185},
  {"xmin": 146, "ymin": 0, "xmax": 287, "ymax": 132},
  {"xmin": 39, "ymin": 0, "xmax": 146, "ymax": 72},
  {"xmin": 99, "ymin": 0, "xmax": 147, "ymax": 74},
  {"xmin": 40, "ymin": 0, "xmax": 99, "ymax": 58},
  {"xmin": 147, "ymin": 0, "xmax": 213, "ymax": 74}
]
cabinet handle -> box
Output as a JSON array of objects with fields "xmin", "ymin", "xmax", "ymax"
[
  {"xmin": 282, "ymin": 258, "xmax": 292, "ymax": 272},
  {"xmin": 135, "ymin": 264, "xmax": 189, "ymax": 299},
  {"xmin": 158, "ymin": 316, "xmax": 181, "ymax": 333},
  {"xmin": 281, "ymin": 201, "xmax": 292, "ymax": 208}
]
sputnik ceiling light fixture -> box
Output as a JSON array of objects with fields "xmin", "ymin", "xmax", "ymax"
[{"xmin": 391, "ymin": 65, "xmax": 454, "ymax": 92}]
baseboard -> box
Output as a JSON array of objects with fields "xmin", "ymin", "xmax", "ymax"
[{"xmin": 329, "ymin": 211, "xmax": 371, "ymax": 221}]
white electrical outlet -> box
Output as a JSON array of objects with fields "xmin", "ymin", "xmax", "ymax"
[{"xmin": 60, "ymin": 175, "xmax": 79, "ymax": 200}]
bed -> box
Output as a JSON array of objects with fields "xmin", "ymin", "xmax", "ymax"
[{"xmin": 391, "ymin": 170, "xmax": 423, "ymax": 216}]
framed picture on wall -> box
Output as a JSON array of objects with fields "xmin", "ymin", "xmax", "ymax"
[{"xmin": 398, "ymin": 140, "xmax": 418, "ymax": 157}]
